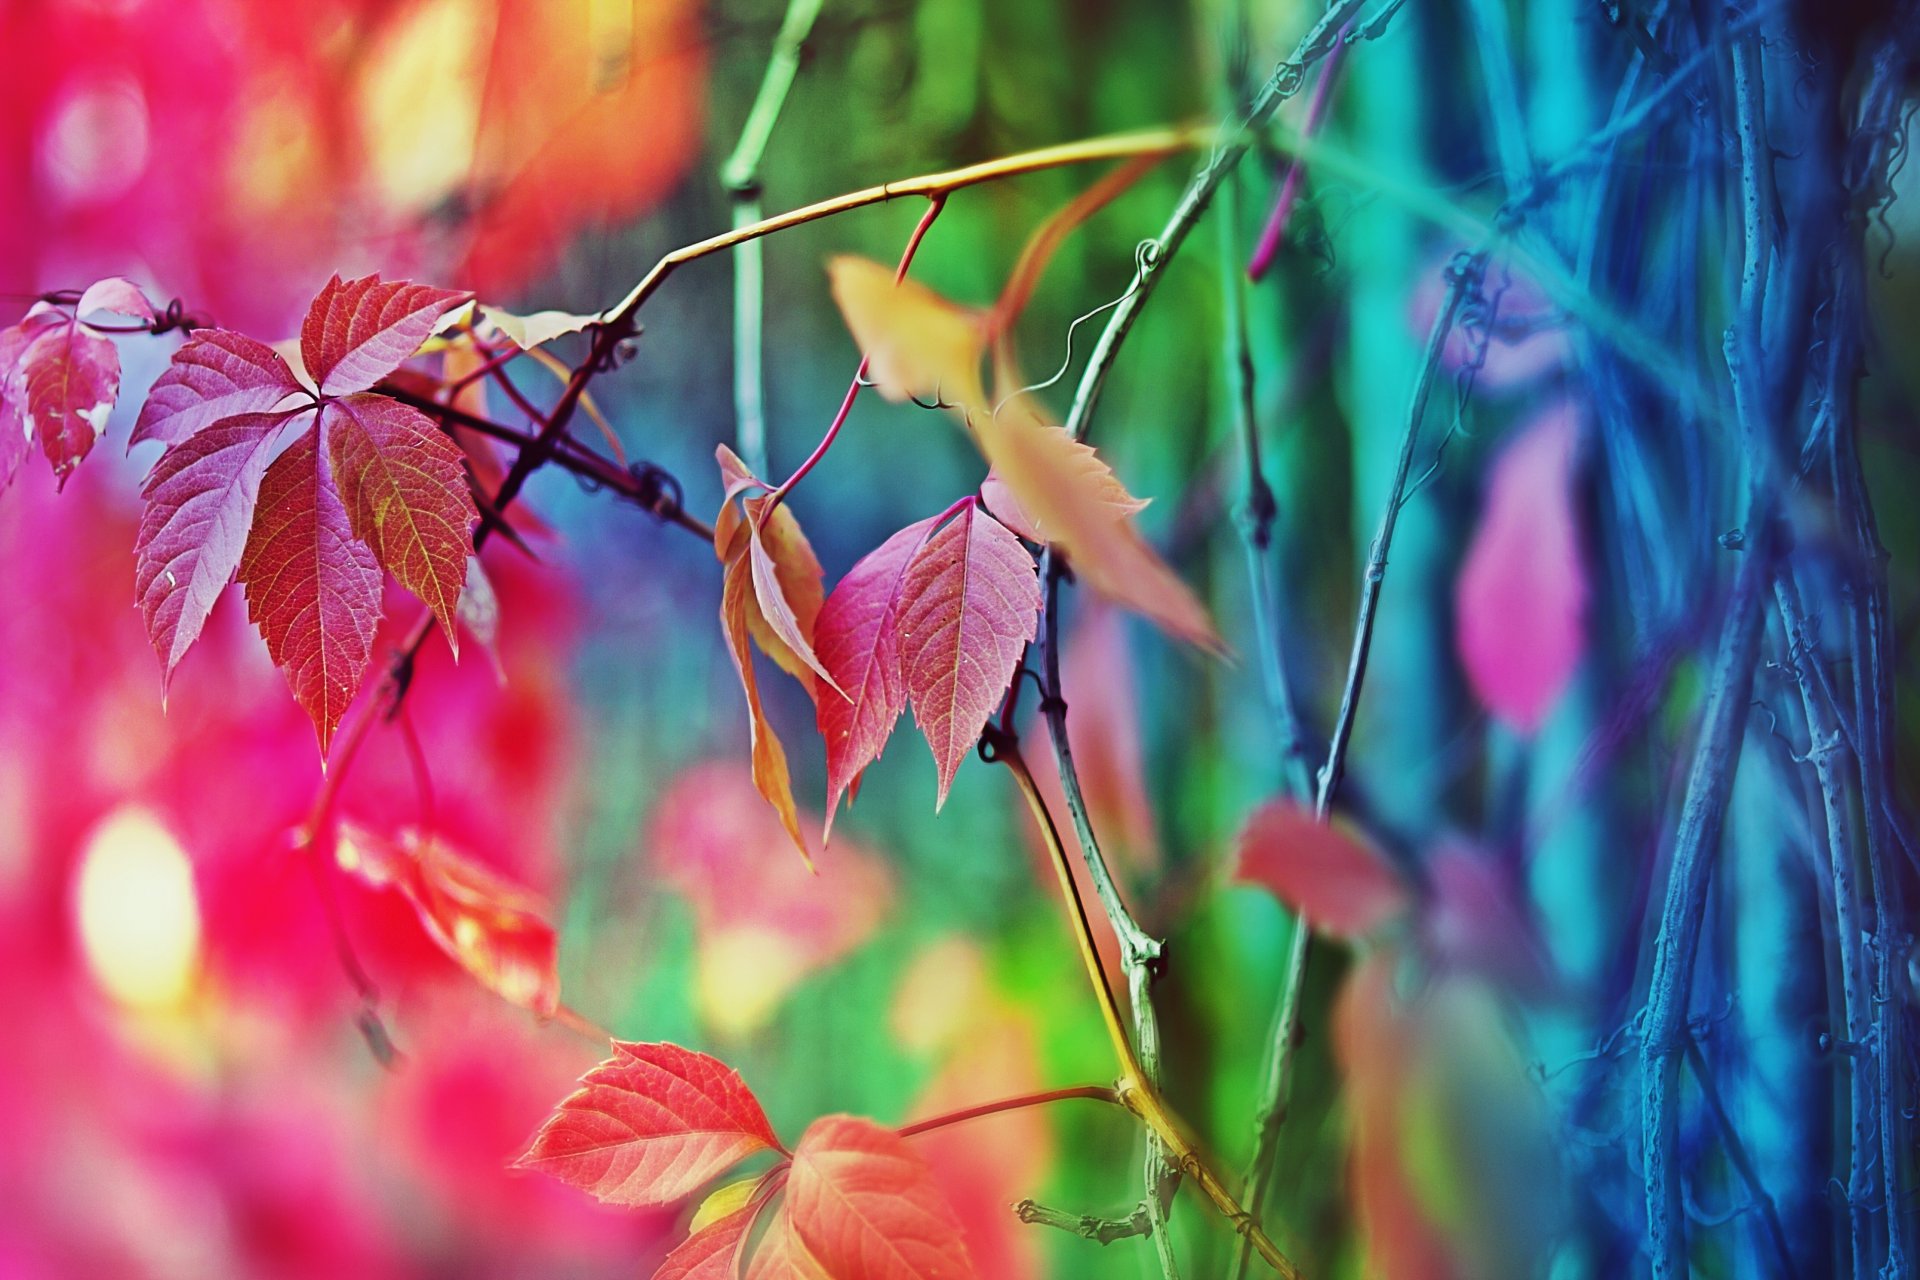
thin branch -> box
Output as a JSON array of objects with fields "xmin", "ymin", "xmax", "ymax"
[
  {"xmin": 722, "ymin": 0, "xmax": 825, "ymax": 476},
  {"xmin": 896, "ymin": 1085, "xmax": 1122, "ymax": 1138},
  {"xmin": 1686, "ymin": 1039, "xmax": 1799, "ymax": 1279},
  {"xmin": 1641, "ymin": 33, "xmax": 1777, "ymax": 1275}
]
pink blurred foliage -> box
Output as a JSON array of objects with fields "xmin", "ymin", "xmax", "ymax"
[
  {"xmin": 0, "ymin": 449, "xmax": 674, "ymax": 1274},
  {"xmin": 1455, "ymin": 400, "xmax": 1589, "ymax": 733}
]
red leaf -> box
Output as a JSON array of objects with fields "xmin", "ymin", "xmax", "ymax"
[
  {"xmin": 516, "ymin": 1042, "xmax": 782, "ymax": 1208},
  {"xmin": 1235, "ymin": 799, "xmax": 1409, "ymax": 939},
  {"xmin": 336, "ymin": 821, "xmax": 558, "ymax": 1014},
  {"xmin": 237, "ymin": 422, "xmax": 383, "ymax": 752},
  {"xmin": 1455, "ymin": 404, "xmax": 1587, "ymax": 733},
  {"xmin": 897, "ymin": 501, "xmax": 1040, "ymax": 807},
  {"xmin": 134, "ymin": 409, "xmax": 297, "ymax": 681},
  {"xmin": 18, "ymin": 319, "xmax": 119, "ymax": 489},
  {"xmin": 324, "ymin": 392, "xmax": 477, "ymax": 648},
  {"xmin": 300, "ymin": 273, "xmax": 472, "ymax": 397},
  {"xmin": 784, "ymin": 1115, "xmax": 977, "ymax": 1280},
  {"xmin": 131, "ymin": 329, "xmax": 302, "ymax": 449},
  {"xmin": 745, "ymin": 1211, "xmax": 833, "ymax": 1280},
  {"xmin": 974, "ymin": 410, "xmax": 1219, "ymax": 651},
  {"xmin": 815, "ymin": 516, "xmax": 941, "ymax": 835},
  {"xmin": 75, "ymin": 276, "xmax": 156, "ymax": 324}
]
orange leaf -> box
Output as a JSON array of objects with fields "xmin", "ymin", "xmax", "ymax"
[
  {"xmin": 827, "ymin": 255, "xmax": 988, "ymax": 410},
  {"xmin": 782, "ymin": 1115, "xmax": 978, "ymax": 1279},
  {"xmin": 720, "ymin": 520, "xmax": 809, "ymax": 862},
  {"xmin": 336, "ymin": 821, "xmax": 558, "ymax": 1015},
  {"xmin": 973, "ymin": 407, "xmax": 1219, "ymax": 651},
  {"xmin": 746, "ymin": 496, "xmax": 839, "ymax": 701}
]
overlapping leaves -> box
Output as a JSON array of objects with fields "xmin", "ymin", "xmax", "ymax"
[
  {"xmin": 131, "ymin": 273, "xmax": 476, "ymax": 750},
  {"xmin": 520, "ymin": 1041, "xmax": 978, "ymax": 1280}
]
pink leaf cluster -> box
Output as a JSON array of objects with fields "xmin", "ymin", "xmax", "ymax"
[{"xmin": 131, "ymin": 273, "xmax": 476, "ymax": 749}]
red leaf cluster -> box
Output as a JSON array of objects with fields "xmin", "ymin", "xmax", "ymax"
[
  {"xmin": 0, "ymin": 276, "xmax": 154, "ymax": 494},
  {"xmin": 131, "ymin": 273, "xmax": 476, "ymax": 749}
]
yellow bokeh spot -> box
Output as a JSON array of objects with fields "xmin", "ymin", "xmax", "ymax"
[{"xmin": 73, "ymin": 807, "xmax": 202, "ymax": 1012}]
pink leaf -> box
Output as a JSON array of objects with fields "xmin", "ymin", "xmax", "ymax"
[
  {"xmin": 1235, "ymin": 799, "xmax": 1409, "ymax": 939},
  {"xmin": 516, "ymin": 1042, "xmax": 782, "ymax": 1208},
  {"xmin": 324, "ymin": 392, "xmax": 476, "ymax": 649},
  {"xmin": 1455, "ymin": 405, "xmax": 1587, "ymax": 733},
  {"xmin": 897, "ymin": 501, "xmax": 1041, "ymax": 807},
  {"xmin": 785, "ymin": 1114, "xmax": 977, "ymax": 1280},
  {"xmin": 815, "ymin": 515, "xmax": 941, "ymax": 835},
  {"xmin": 76, "ymin": 276, "xmax": 156, "ymax": 324},
  {"xmin": 132, "ymin": 329, "xmax": 303, "ymax": 449},
  {"xmin": 236, "ymin": 422, "xmax": 384, "ymax": 752},
  {"xmin": 18, "ymin": 319, "xmax": 119, "ymax": 488},
  {"xmin": 300, "ymin": 273, "xmax": 473, "ymax": 396},
  {"xmin": 134, "ymin": 409, "xmax": 298, "ymax": 681},
  {"xmin": 0, "ymin": 316, "xmax": 58, "ymax": 497}
]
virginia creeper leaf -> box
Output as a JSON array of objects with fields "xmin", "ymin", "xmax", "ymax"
[
  {"xmin": 456, "ymin": 553, "xmax": 506, "ymax": 681},
  {"xmin": 300, "ymin": 273, "xmax": 473, "ymax": 396},
  {"xmin": 977, "ymin": 435, "xmax": 1147, "ymax": 542},
  {"xmin": 75, "ymin": 276, "xmax": 156, "ymax": 324},
  {"xmin": 974, "ymin": 409, "xmax": 1220, "ymax": 651},
  {"xmin": 479, "ymin": 304, "xmax": 601, "ymax": 351},
  {"xmin": 131, "ymin": 328, "xmax": 302, "ymax": 448},
  {"xmin": 336, "ymin": 821, "xmax": 559, "ymax": 1014},
  {"xmin": 19, "ymin": 319, "xmax": 119, "ymax": 488},
  {"xmin": 1236, "ymin": 799, "xmax": 1409, "ymax": 939},
  {"xmin": 516, "ymin": 1041, "xmax": 782, "ymax": 1207},
  {"xmin": 745, "ymin": 1212, "xmax": 834, "ymax": 1280},
  {"xmin": 815, "ymin": 516, "xmax": 941, "ymax": 836},
  {"xmin": 1455, "ymin": 405, "xmax": 1587, "ymax": 733},
  {"xmin": 237, "ymin": 424, "xmax": 383, "ymax": 752},
  {"xmin": 0, "ymin": 315, "xmax": 58, "ymax": 497},
  {"xmin": 324, "ymin": 392, "xmax": 476, "ymax": 650},
  {"xmin": 897, "ymin": 500, "xmax": 1040, "ymax": 808},
  {"xmin": 785, "ymin": 1114, "xmax": 977, "ymax": 1280},
  {"xmin": 826, "ymin": 256, "xmax": 987, "ymax": 409},
  {"xmin": 134, "ymin": 409, "xmax": 296, "ymax": 682},
  {"xmin": 746, "ymin": 497, "xmax": 839, "ymax": 700},
  {"xmin": 721, "ymin": 523, "xmax": 810, "ymax": 860},
  {"xmin": 656, "ymin": 1203, "xmax": 761, "ymax": 1280}
]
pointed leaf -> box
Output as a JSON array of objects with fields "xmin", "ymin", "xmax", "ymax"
[
  {"xmin": 76, "ymin": 276, "xmax": 156, "ymax": 324},
  {"xmin": 815, "ymin": 516, "xmax": 941, "ymax": 835},
  {"xmin": 456, "ymin": 554, "xmax": 506, "ymax": 680},
  {"xmin": 300, "ymin": 273, "xmax": 473, "ymax": 396},
  {"xmin": 1235, "ymin": 799, "xmax": 1409, "ymax": 939},
  {"xmin": 325, "ymin": 392, "xmax": 476, "ymax": 648},
  {"xmin": 336, "ymin": 821, "xmax": 558, "ymax": 1014},
  {"xmin": 135, "ymin": 409, "xmax": 296, "ymax": 681},
  {"xmin": 0, "ymin": 315, "xmax": 58, "ymax": 497},
  {"xmin": 978, "ymin": 438, "xmax": 1146, "ymax": 542},
  {"xmin": 480, "ymin": 304, "xmax": 600, "ymax": 351},
  {"xmin": 516, "ymin": 1041, "xmax": 782, "ymax": 1207},
  {"xmin": 1455, "ymin": 405, "xmax": 1587, "ymax": 733},
  {"xmin": 785, "ymin": 1115, "xmax": 977, "ymax": 1280},
  {"xmin": 974, "ymin": 409, "xmax": 1219, "ymax": 651},
  {"xmin": 19, "ymin": 320, "xmax": 119, "ymax": 488},
  {"xmin": 656, "ymin": 1202, "xmax": 760, "ymax": 1280},
  {"xmin": 712, "ymin": 444, "xmax": 769, "ymax": 560},
  {"xmin": 131, "ymin": 329, "xmax": 303, "ymax": 448},
  {"xmin": 898, "ymin": 501, "xmax": 1040, "ymax": 807},
  {"xmin": 827, "ymin": 256, "xmax": 987, "ymax": 408},
  {"xmin": 237, "ymin": 423, "xmax": 383, "ymax": 752},
  {"xmin": 721, "ymin": 524, "xmax": 809, "ymax": 859},
  {"xmin": 745, "ymin": 1211, "xmax": 834, "ymax": 1280},
  {"xmin": 746, "ymin": 498, "xmax": 838, "ymax": 700}
]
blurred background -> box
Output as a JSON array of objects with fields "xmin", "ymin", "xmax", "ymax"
[{"xmin": 2, "ymin": 0, "xmax": 1917, "ymax": 1277}]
